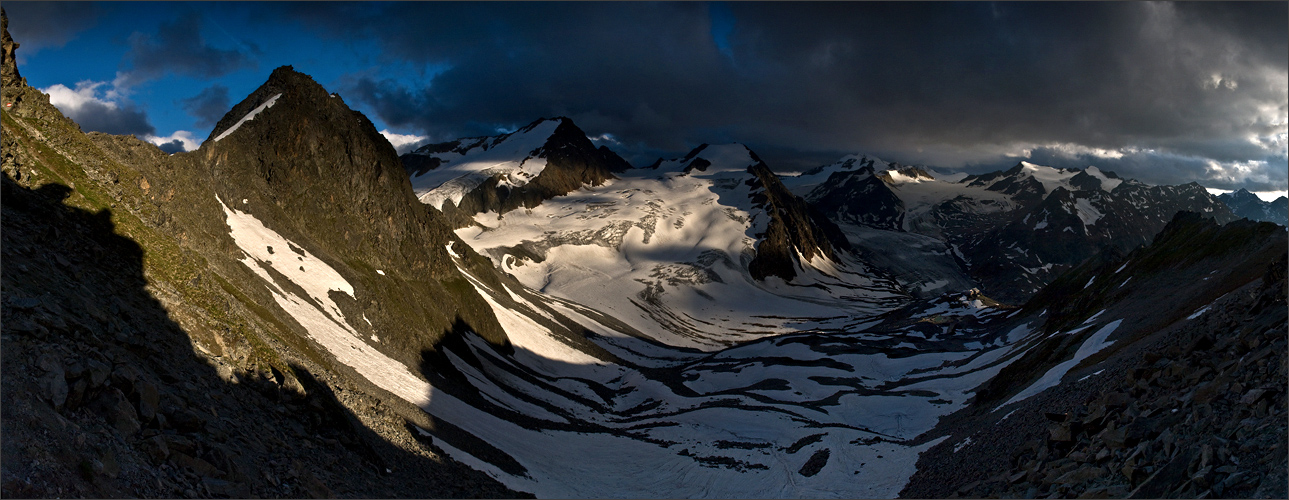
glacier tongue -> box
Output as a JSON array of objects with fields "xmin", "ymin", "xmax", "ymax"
[
  {"xmin": 410, "ymin": 247, "xmax": 1037, "ymax": 498},
  {"xmin": 454, "ymin": 144, "xmax": 906, "ymax": 350}
]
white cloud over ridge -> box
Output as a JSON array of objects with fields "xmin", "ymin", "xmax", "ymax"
[
  {"xmin": 144, "ymin": 130, "xmax": 201, "ymax": 154},
  {"xmin": 41, "ymin": 79, "xmax": 155, "ymax": 137},
  {"xmin": 379, "ymin": 129, "xmax": 432, "ymax": 155}
]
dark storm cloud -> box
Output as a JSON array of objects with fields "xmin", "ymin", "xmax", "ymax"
[
  {"xmin": 2, "ymin": 2, "xmax": 103, "ymax": 58},
  {"xmin": 155, "ymin": 139, "xmax": 186, "ymax": 155},
  {"xmin": 290, "ymin": 2, "xmax": 1286, "ymax": 188},
  {"xmin": 297, "ymin": 2, "xmax": 738, "ymax": 150},
  {"xmin": 66, "ymin": 100, "xmax": 155, "ymax": 137},
  {"xmin": 180, "ymin": 84, "xmax": 231, "ymax": 127},
  {"xmin": 120, "ymin": 12, "xmax": 256, "ymax": 87}
]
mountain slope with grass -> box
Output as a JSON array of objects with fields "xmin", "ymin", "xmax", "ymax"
[{"xmin": 2, "ymin": 12, "xmax": 526, "ymax": 497}]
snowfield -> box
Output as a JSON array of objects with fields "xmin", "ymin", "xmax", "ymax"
[
  {"xmin": 407, "ymin": 120, "xmax": 560, "ymax": 210},
  {"xmin": 455, "ymin": 143, "xmax": 907, "ymax": 350},
  {"xmin": 218, "ymin": 184, "xmax": 1122, "ymax": 497}
]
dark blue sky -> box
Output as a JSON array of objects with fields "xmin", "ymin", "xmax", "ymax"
[{"xmin": 6, "ymin": 2, "xmax": 1286, "ymax": 198}]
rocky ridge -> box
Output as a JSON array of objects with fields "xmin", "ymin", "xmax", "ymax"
[
  {"xmin": 901, "ymin": 212, "xmax": 1288, "ymax": 499},
  {"xmin": 2, "ymin": 11, "xmax": 527, "ymax": 497},
  {"xmin": 794, "ymin": 157, "xmax": 1239, "ymax": 303},
  {"xmin": 1218, "ymin": 188, "xmax": 1289, "ymax": 226}
]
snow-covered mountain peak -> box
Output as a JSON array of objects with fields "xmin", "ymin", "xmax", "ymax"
[
  {"xmin": 878, "ymin": 166, "xmax": 936, "ymax": 184},
  {"xmin": 1081, "ymin": 166, "xmax": 1122, "ymax": 192},
  {"xmin": 406, "ymin": 119, "xmax": 561, "ymax": 209},
  {"xmin": 1013, "ymin": 161, "xmax": 1081, "ymax": 194},
  {"xmin": 651, "ymin": 143, "xmax": 761, "ymax": 176},
  {"xmin": 402, "ymin": 117, "xmax": 631, "ymax": 214}
]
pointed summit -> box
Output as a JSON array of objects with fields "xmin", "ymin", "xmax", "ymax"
[
  {"xmin": 402, "ymin": 116, "xmax": 630, "ymax": 224},
  {"xmin": 1218, "ymin": 188, "xmax": 1289, "ymax": 225}
]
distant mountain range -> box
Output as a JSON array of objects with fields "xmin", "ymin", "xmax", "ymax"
[
  {"xmin": 1217, "ymin": 188, "xmax": 1289, "ymax": 226},
  {"xmin": 3, "ymin": 9, "xmax": 1284, "ymax": 499}
]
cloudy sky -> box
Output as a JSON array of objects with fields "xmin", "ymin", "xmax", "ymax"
[{"xmin": 7, "ymin": 1, "xmax": 1286, "ymax": 199}]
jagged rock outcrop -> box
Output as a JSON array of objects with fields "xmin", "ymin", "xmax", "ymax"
[
  {"xmin": 1, "ymin": 7, "xmax": 22, "ymax": 90},
  {"xmin": 745, "ymin": 160, "xmax": 852, "ymax": 282}
]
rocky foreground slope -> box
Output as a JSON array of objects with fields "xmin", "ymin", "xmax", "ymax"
[
  {"xmin": 902, "ymin": 213, "xmax": 1287, "ymax": 498},
  {"xmin": 1, "ymin": 11, "xmax": 525, "ymax": 497}
]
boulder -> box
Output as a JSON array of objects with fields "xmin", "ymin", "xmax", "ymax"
[{"xmin": 90, "ymin": 387, "xmax": 140, "ymax": 435}]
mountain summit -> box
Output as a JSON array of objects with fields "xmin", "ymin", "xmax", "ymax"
[
  {"xmin": 788, "ymin": 157, "xmax": 1237, "ymax": 301},
  {"xmin": 402, "ymin": 117, "xmax": 630, "ymax": 225},
  {"xmin": 1217, "ymin": 188, "xmax": 1289, "ymax": 225}
]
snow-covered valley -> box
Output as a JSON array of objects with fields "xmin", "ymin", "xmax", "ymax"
[{"xmin": 221, "ymin": 182, "xmax": 1073, "ymax": 496}]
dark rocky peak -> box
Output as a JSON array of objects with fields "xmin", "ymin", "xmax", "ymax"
[
  {"xmin": 745, "ymin": 161, "xmax": 853, "ymax": 282},
  {"xmin": 962, "ymin": 163, "xmax": 1021, "ymax": 187},
  {"xmin": 199, "ymin": 66, "xmax": 403, "ymax": 198},
  {"xmin": 681, "ymin": 143, "xmax": 710, "ymax": 162},
  {"xmin": 642, "ymin": 157, "xmax": 665, "ymax": 170},
  {"xmin": 965, "ymin": 161, "xmax": 1078, "ymax": 192},
  {"xmin": 538, "ymin": 117, "xmax": 631, "ymax": 174},
  {"xmin": 1000, "ymin": 161, "xmax": 1029, "ymax": 178},
  {"xmin": 806, "ymin": 165, "xmax": 905, "ymax": 231},
  {"xmin": 645, "ymin": 143, "xmax": 757, "ymax": 175},
  {"xmin": 188, "ymin": 64, "xmax": 461, "ymax": 278},
  {"xmin": 983, "ymin": 172, "xmax": 1045, "ymax": 204},
  {"xmin": 1216, "ymin": 188, "xmax": 1288, "ymax": 225},
  {"xmin": 1219, "ymin": 188, "xmax": 1261, "ymax": 204},
  {"xmin": 684, "ymin": 157, "xmax": 712, "ymax": 173},
  {"xmin": 405, "ymin": 116, "xmax": 631, "ymax": 224},
  {"xmin": 207, "ymin": 66, "xmax": 340, "ymax": 143},
  {"xmin": 801, "ymin": 157, "xmax": 856, "ymax": 176},
  {"xmin": 1068, "ymin": 169, "xmax": 1103, "ymax": 192}
]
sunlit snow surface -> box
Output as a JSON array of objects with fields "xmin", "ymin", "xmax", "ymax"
[
  {"xmin": 217, "ymin": 144, "xmax": 1110, "ymax": 497},
  {"xmin": 456, "ymin": 144, "xmax": 908, "ymax": 351},
  {"xmin": 408, "ymin": 120, "xmax": 560, "ymax": 210}
]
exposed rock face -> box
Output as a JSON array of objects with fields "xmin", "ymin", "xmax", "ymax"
[
  {"xmin": 902, "ymin": 212, "xmax": 1288, "ymax": 499},
  {"xmin": 2, "ymin": 13, "xmax": 526, "ymax": 497},
  {"xmin": 746, "ymin": 161, "xmax": 852, "ymax": 282},
  {"xmin": 1, "ymin": 7, "xmax": 22, "ymax": 90},
  {"xmin": 1218, "ymin": 188, "xmax": 1289, "ymax": 226},
  {"xmin": 806, "ymin": 166, "xmax": 905, "ymax": 231}
]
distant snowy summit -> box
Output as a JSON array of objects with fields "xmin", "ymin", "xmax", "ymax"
[
  {"xmin": 1217, "ymin": 188, "xmax": 1288, "ymax": 226},
  {"xmin": 401, "ymin": 117, "xmax": 629, "ymax": 223},
  {"xmin": 784, "ymin": 155, "xmax": 1236, "ymax": 302}
]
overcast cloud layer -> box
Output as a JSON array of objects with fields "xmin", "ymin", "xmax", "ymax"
[{"xmin": 7, "ymin": 2, "xmax": 1286, "ymax": 193}]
